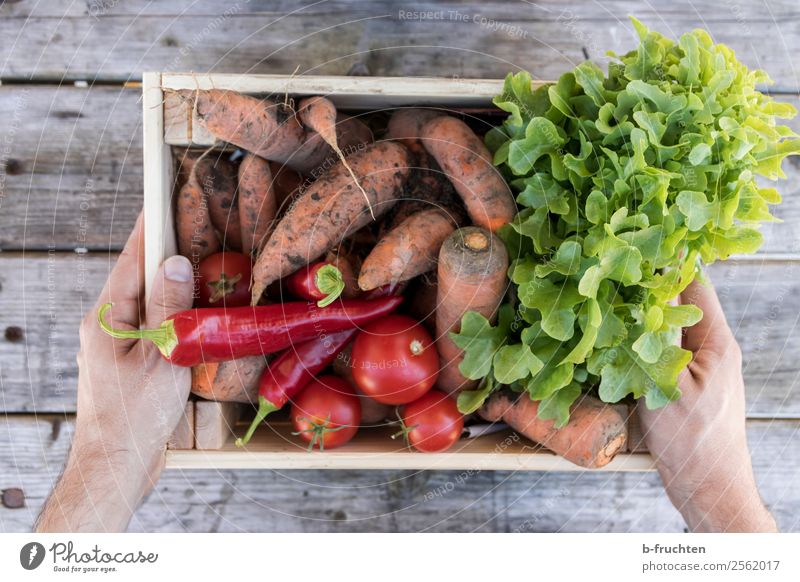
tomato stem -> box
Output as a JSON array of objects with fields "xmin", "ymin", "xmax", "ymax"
[
  {"xmin": 207, "ymin": 272, "xmax": 243, "ymax": 304},
  {"xmin": 409, "ymin": 339, "xmax": 425, "ymax": 356},
  {"xmin": 314, "ymin": 264, "xmax": 345, "ymax": 308},
  {"xmin": 235, "ymin": 396, "xmax": 280, "ymax": 447},
  {"xmin": 97, "ymin": 302, "xmax": 178, "ymax": 359},
  {"xmin": 292, "ymin": 414, "xmax": 351, "ymax": 452},
  {"xmin": 390, "ymin": 410, "xmax": 417, "ymax": 448}
]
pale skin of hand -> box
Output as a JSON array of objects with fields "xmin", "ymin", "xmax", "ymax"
[
  {"xmin": 638, "ymin": 278, "xmax": 778, "ymax": 532},
  {"xmin": 37, "ymin": 214, "xmax": 195, "ymax": 532}
]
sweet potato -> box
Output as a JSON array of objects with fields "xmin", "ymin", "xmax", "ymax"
[
  {"xmin": 324, "ymin": 249, "xmax": 361, "ymax": 299},
  {"xmin": 190, "ymin": 356, "xmax": 264, "ymax": 404},
  {"xmin": 436, "ymin": 227, "xmax": 509, "ymax": 395},
  {"xmin": 333, "ymin": 344, "xmax": 392, "ymax": 424},
  {"xmin": 238, "ymin": 153, "xmax": 277, "ymax": 256},
  {"xmin": 421, "ymin": 116, "xmax": 515, "ymax": 232},
  {"xmin": 182, "ymin": 89, "xmax": 374, "ymax": 177},
  {"xmin": 406, "ymin": 273, "xmax": 438, "ymax": 334},
  {"xmin": 269, "ymin": 161, "xmax": 304, "ymax": 211},
  {"xmin": 251, "ymin": 141, "xmax": 411, "ymax": 303},
  {"xmin": 386, "ymin": 108, "xmax": 443, "ymax": 157},
  {"xmin": 180, "ymin": 89, "xmax": 307, "ymax": 165},
  {"xmin": 358, "ymin": 209, "xmax": 456, "ymax": 291},
  {"xmin": 479, "ymin": 392, "xmax": 628, "ymax": 469},
  {"xmin": 195, "ymin": 156, "xmax": 243, "ymax": 251},
  {"xmin": 176, "ymin": 158, "xmax": 221, "ymax": 267}
]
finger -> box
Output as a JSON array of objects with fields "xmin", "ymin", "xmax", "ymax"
[
  {"xmin": 96, "ymin": 212, "xmax": 145, "ymax": 329},
  {"xmin": 145, "ymin": 254, "xmax": 195, "ymax": 329},
  {"xmin": 680, "ymin": 278, "xmax": 734, "ymax": 357}
]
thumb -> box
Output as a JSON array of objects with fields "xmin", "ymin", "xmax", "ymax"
[{"xmin": 146, "ymin": 255, "xmax": 195, "ymax": 328}]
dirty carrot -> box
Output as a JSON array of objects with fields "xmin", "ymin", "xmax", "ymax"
[
  {"xmin": 435, "ymin": 227, "xmax": 508, "ymax": 395},
  {"xmin": 250, "ymin": 141, "xmax": 411, "ymax": 303},
  {"xmin": 421, "ymin": 115, "xmax": 515, "ymax": 232},
  {"xmin": 479, "ymin": 392, "xmax": 628, "ymax": 468},
  {"xmin": 97, "ymin": 296, "xmax": 402, "ymax": 367}
]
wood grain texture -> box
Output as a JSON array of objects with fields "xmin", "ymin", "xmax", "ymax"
[
  {"xmin": 0, "ymin": 415, "xmax": 796, "ymax": 532},
  {"xmin": 0, "ymin": 1, "xmax": 798, "ymax": 91},
  {"xmin": 2, "ymin": 86, "xmax": 800, "ymax": 254},
  {"xmin": 0, "ymin": 253, "xmax": 798, "ymax": 416}
]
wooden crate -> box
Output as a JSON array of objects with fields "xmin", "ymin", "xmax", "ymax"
[{"xmin": 143, "ymin": 72, "xmax": 655, "ymax": 471}]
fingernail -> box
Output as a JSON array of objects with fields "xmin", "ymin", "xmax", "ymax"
[{"xmin": 164, "ymin": 255, "xmax": 192, "ymax": 283}]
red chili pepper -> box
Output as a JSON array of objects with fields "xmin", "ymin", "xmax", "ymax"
[
  {"xmin": 234, "ymin": 285, "xmax": 398, "ymax": 447},
  {"xmin": 97, "ymin": 297, "xmax": 402, "ymax": 367},
  {"xmin": 285, "ymin": 261, "xmax": 345, "ymax": 307},
  {"xmin": 235, "ymin": 327, "xmax": 357, "ymax": 446}
]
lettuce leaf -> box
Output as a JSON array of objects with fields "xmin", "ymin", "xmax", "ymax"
[{"xmin": 452, "ymin": 17, "xmax": 797, "ymax": 423}]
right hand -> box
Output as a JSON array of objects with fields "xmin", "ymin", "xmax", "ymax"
[{"xmin": 637, "ymin": 278, "xmax": 777, "ymax": 532}]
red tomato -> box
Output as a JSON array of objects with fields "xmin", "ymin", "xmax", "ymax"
[
  {"xmin": 290, "ymin": 376, "xmax": 361, "ymax": 450},
  {"xmin": 197, "ymin": 252, "xmax": 252, "ymax": 307},
  {"xmin": 351, "ymin": 315, "xmax": 439, "ymax": 405},
  {"xmin": 400, "ymin": 390, "xmax": 464, "ymax": 453}
]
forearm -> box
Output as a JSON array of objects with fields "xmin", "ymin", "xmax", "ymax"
[
  {"xmin": 662, "ymin": 464, "xmax": 778, "ymax": 532},
  {"xmin": 36, "ymin": 438, "xmax": 161, "ymax": 532}
]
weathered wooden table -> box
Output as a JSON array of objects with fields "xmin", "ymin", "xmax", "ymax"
[{"xmin": 1, "ymin": 1, "xmax": 798, "ymax": 532}]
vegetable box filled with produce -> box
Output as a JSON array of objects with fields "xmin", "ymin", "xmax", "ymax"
[{"xmin": 131, "ymin": 17, "xmax": 797, "ymax": 470}]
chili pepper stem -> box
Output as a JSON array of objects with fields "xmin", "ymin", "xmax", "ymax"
[
  {"xmin": 235, "ymin": 396, "xmax": 280, "ymax": 447},
  {"xmin": 97, "ymin": 302, "xmax": 178, "ymax": 359},
  {"xmin": 314, "ymin": 264, "xmax": 345, "ymax": 308}
]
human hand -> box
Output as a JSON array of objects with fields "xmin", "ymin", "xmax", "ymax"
[
  {"xmin": 637, "ymin": 278, "xmax": 777, "ymax": 532},
  {"xmin": 37, "ymin": 213, "xmax": 195, "ymax": 532}
]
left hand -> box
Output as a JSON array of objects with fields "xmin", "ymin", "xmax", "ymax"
[{"xmin": 37, "ymin": 213, "xmax": 195, "ymax": 532}]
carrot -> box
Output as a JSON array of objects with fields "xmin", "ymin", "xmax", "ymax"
[
  {"xmin": 421, "ymin": 116, "xmax": 516, "ymax": 232},
  {"xmin": 479, "ymin": 392, "xmax": 628, "ymax": 468},
  {"xmin": 195, "ymin": 156, "xmax": 243, "ymax": 252},
  {"xmin": 358, "ymin": 209, "xmax": 456, "ymax": 291},
  {"xmin": 251, "ymin": 141, "xmax": 411, "ymax": 303},
  {"xmin": 238, "ymin": 153, "xmax": 277, "ymax": 256},
  {"xmin": 176, "ymin": 158, "xmax": 221, "ymax": 267},
  {"xmin": 191, "ymin": 356, "xmax": 265, "ymax": 404},
  {"xmin": 435, "ymin": 227, "xmax": 509, "ymax": 395}
]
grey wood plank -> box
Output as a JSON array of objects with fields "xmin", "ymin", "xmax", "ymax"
[
  {"xmin": 0, "ymin": 1, "xmax": 798, "ymax": 91},
  {"xmin": 1, "ymin": 415, "xmax": 796, "ymax": 532},
  {"xmin": 0, "ymin": 253, "xmax": 798, "ymax": 415},
  {"xmin": 0, "ymin": 85, "xmax": 143, "ymax": 251},
  {"xmin": 2, "ymin": 86, "xmax": 800, "ymax": 254}
]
